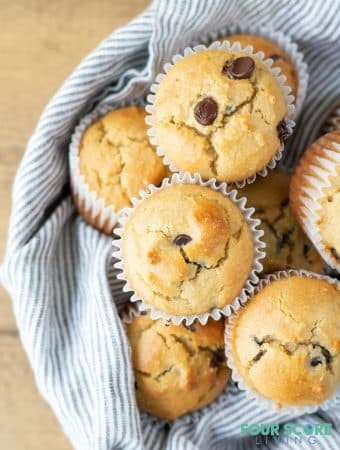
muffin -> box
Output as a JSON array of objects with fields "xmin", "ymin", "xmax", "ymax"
[
  {"xmin": 222, "ymin": 34, "xmax": 298, "ymax": 99},
  {"xmin": 120, "ymin": 183, "xmax": 257, "ymax": 316},
  {"xmin": 290, "ymin": 131, "xmax": 340, "ymax": 271},
  {"xmin": 239, "ymin": 171, "xmax": 323, "ymax": 273},
  {"xmin": 126, "ymin": 312, "xmax": 229, "ymax": 420},
  {"xmin": 73, "ymin": 106, "xmax": 167, "ymax": 234},
  {"xmin": 229, "ymin": 274, "xmax": 340, "ymax": 408},
  {"xmin": 319, "ymin": 104, "xmax": 340, "ymax": 135},
  {"xmin": 151, "ymin": 49, "xmax": 290, "ymax": 183}
]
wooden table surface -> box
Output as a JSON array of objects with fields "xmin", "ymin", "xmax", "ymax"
[{"xmin": 0, "ymin": 1, "xmax": 149, "ymax": 448}]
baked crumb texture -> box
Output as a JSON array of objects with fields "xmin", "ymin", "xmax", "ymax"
[
  {"xmin": 231, "ymin": 276, "xmax": 340, "ymax": 407},
  {"xmin": 153, "ymin": 50, "xmax": 287, "ymax": 182},
  {"xmin": 79, "ymin": 106, "xmax": 167, "ymax": 211},
  {"xmin": 239, "ymin": 171, "xmax": 323, "ymax": 273},
  {"xmin": 127, "ymin": 314, "xmax": 229, "ymax": 420},
  {"xmin": 121, "ymin": 184, "xmax": 255, "ymax": 315}
]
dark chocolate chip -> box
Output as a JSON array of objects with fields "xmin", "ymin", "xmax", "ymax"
[
  {"xmin": 165, "ymin": 320, "xmax": 170, "ymax": 327},
  {"xmin": 321, "ymin": 347, "xmax": 332, "ymax": 365},
  {"xmin": 280, "ymin": 198, "xmax": 289, "ymax": 207},
  {"xmin": 222, "ymin": 56, "xmax": 255, "ymax": 79},
  {"xmin": 210, "ymin": 347, "xmax": 226, "ymax": 368},
  {"xmin": 210, "ymin": 359, "xmax": 218, "ymax": 368},
  {"xmin": 277, "ymin": 229, "xmax": 293, "ymax": 249},
  {"xmin": 173, "ymin": 234, "xmax": 192, "ymax": 246},
  {"xmin": 194, "ymin": 97, "xmax": 218, "ymax": 125},
  {"xmin": 277, "ymin": 120, "xmax": 290, "ymax": 143},
  {"xmin": 253, "ymin": 350, "xmax": 266, "ymax": 362},
  {"xmin": 253, "ymin": 336, "xmax": 263, "ymax": 345},
  {"xmin": 331, "ymin": 247, "xmax": 340, "ymax": 260},
  {"xmin": 303, "ymin": 244, "xmax": 310, "ymax": 257},
  {"xmin": 269, "ymin": 54, "xmax": 283, "ymax": 62},
  {"xmin": 214, "ymin": 348, "xmax": 226, "ymax": 363},
  {"xmin": 310, "ymin": 357, "xmax": 322, "ymax": 367}
]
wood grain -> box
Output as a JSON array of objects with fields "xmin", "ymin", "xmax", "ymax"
[{"xmin": 0, "ymin": 1, "xmax": 149, "ymax": 448}]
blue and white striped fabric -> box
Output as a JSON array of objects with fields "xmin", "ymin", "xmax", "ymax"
[{"xmin": 1, "ymin": 1, "xmax": 340, "ymax": 449}]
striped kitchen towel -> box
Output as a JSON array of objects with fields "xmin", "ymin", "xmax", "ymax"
[{"xmin": 1, "ymin": 0, "xmax": 340, "ymax": 449}]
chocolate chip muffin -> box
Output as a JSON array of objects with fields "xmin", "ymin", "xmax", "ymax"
[
  {"xmin": 151, "ymin": 49, "xmax": 289, "ymax": 183},
  {"xmin": 239, "ymin": 171, "xmax": 323, "ymax": 273},
  {"xmin": 76, "ymin": 106, "xmax": 167, "ymax": 234},
  {"xmin": 223, "ymin": 34, "xmax": 298, "ymax": 99},
  {"xmin": 127, "ymin": 312, "xmax": 229, "ymax": 420},
  {"xmin": 230, "ymin": 274, "xmax": 340, "ymax": 408},
  {"xmin": 290, "ymin": 131, "xmax": 340, "ymax": 270},
  {"xmin": 121, "ymin": 184, "xmax": 256, "ymax": 316}
]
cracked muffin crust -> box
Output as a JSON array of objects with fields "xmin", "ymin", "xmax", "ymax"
[
  {"xmin": 230, "ymin": 275, "xmax": 340, "ymax": 408},
  {"xmin": 290, "ymin": 131, "xmax": 340, "ymax": 269},
  {"xmin": 77, "ymin": 106, "xmax": 167, "ymax": 231},
  {"xmin": 222, "ymin": 34, "xmax": 298, "ymax": 99},
  {"xmin": 121, "ymin": 184, "xmax": 255, "ymax": 316},
  {"xmin": 152, "ymin": 49, "xmax": 288, "ymax": 183},
  {"xmin": 126, "ymin": 312, "xmax": 229, "ymax": 420},
  {"xmin": 239, "ymin": 171, "xmax": 323, "ymax": 273}
]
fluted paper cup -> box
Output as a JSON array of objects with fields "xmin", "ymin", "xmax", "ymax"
[
  {"xmin": 70, "ymin": 100, "xmax": 151, "ymax": 235},
  {"xmin": 290, "ymin": 131, "xmax": 340, "ymax": 272},
  {"xmin": 225, "ymin": 269, "xmax": 340, "ymax": 414},
  {"xmin": 146, "ymin": 40, "xmax": 296, "ymax": 189},
  {"xmin": 113, "ymin": 172, "xmax": 265, "ymax": 326}
]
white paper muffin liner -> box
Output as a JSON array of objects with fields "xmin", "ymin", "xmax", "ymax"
[
  {"xmin": 291, "ymin": 137, "xmax": 340, "ymax": 272},
  {"xmin": 112, "ymin": 171, "xmax": 266, "ymax": 326},
  {"xmin": 200, "ymin": 23, "xmax": 308, "ymax": 118},
  {"xmin": 146, "ymin": 41, "xmax": 296, "ymax": 189},
  {"xmin": 69, "ymin": 101, "xmax": 144, "ymax": 235},
  {"xmin": 121, "ymin": 302, "xmax": 144, "ymax": 326},
  {"xmin": 224, "ymin": 269, "xmax": 340, "ymax": 414}
]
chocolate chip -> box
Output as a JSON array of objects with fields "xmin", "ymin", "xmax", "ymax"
[
  {"xmin": 173, "ymin": 234, "xmax": 192, "ymax": 246},
  {"xmin": 269, "ymin": 54, "xmax": 283, "ymax": 62},
  {"xmin": 331, "ymin": 247, "xmax": 340, "ymax": 260},
  {"xmin": 210, "ymin": 347, "xmax": 226, "ymax": 368},
  {"xmin": 277, "ymin": 120, "xmax": 290, "ymax": 143},
  {"xmin": 280, "ymin": 198, "xmax": 289, "ymax": 207},
  {"xmin": 253, "ymin": 336, "xmax": 263, "ymax": 345},
  {"xmin": 222, "ymin": 57, "xmax": 255, "ymax": 79},
  {"xmin": 303, "ymin": 244, "xmax": 310, "ymax": 257},
  {"xmin": 321, "ymin": 347, "xmax": 332, "ymax": 365},
  {"xmin": 253, "ymin": 350, "xmax": 266, "ymax": 362},
  {"xmin": 310, "ymin": 357, "xmax": 322, "ymax": 367},
  {"xmin": 194, "ymin": 97, "xmax": 218, "ymax": 125},
  {"xmin": 213, "ymin": 348, "xmax": 226, "ymax": 363},
  {"xmin": 277, "ymin": 229, "xmax": 293, "ymax": 249}
]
